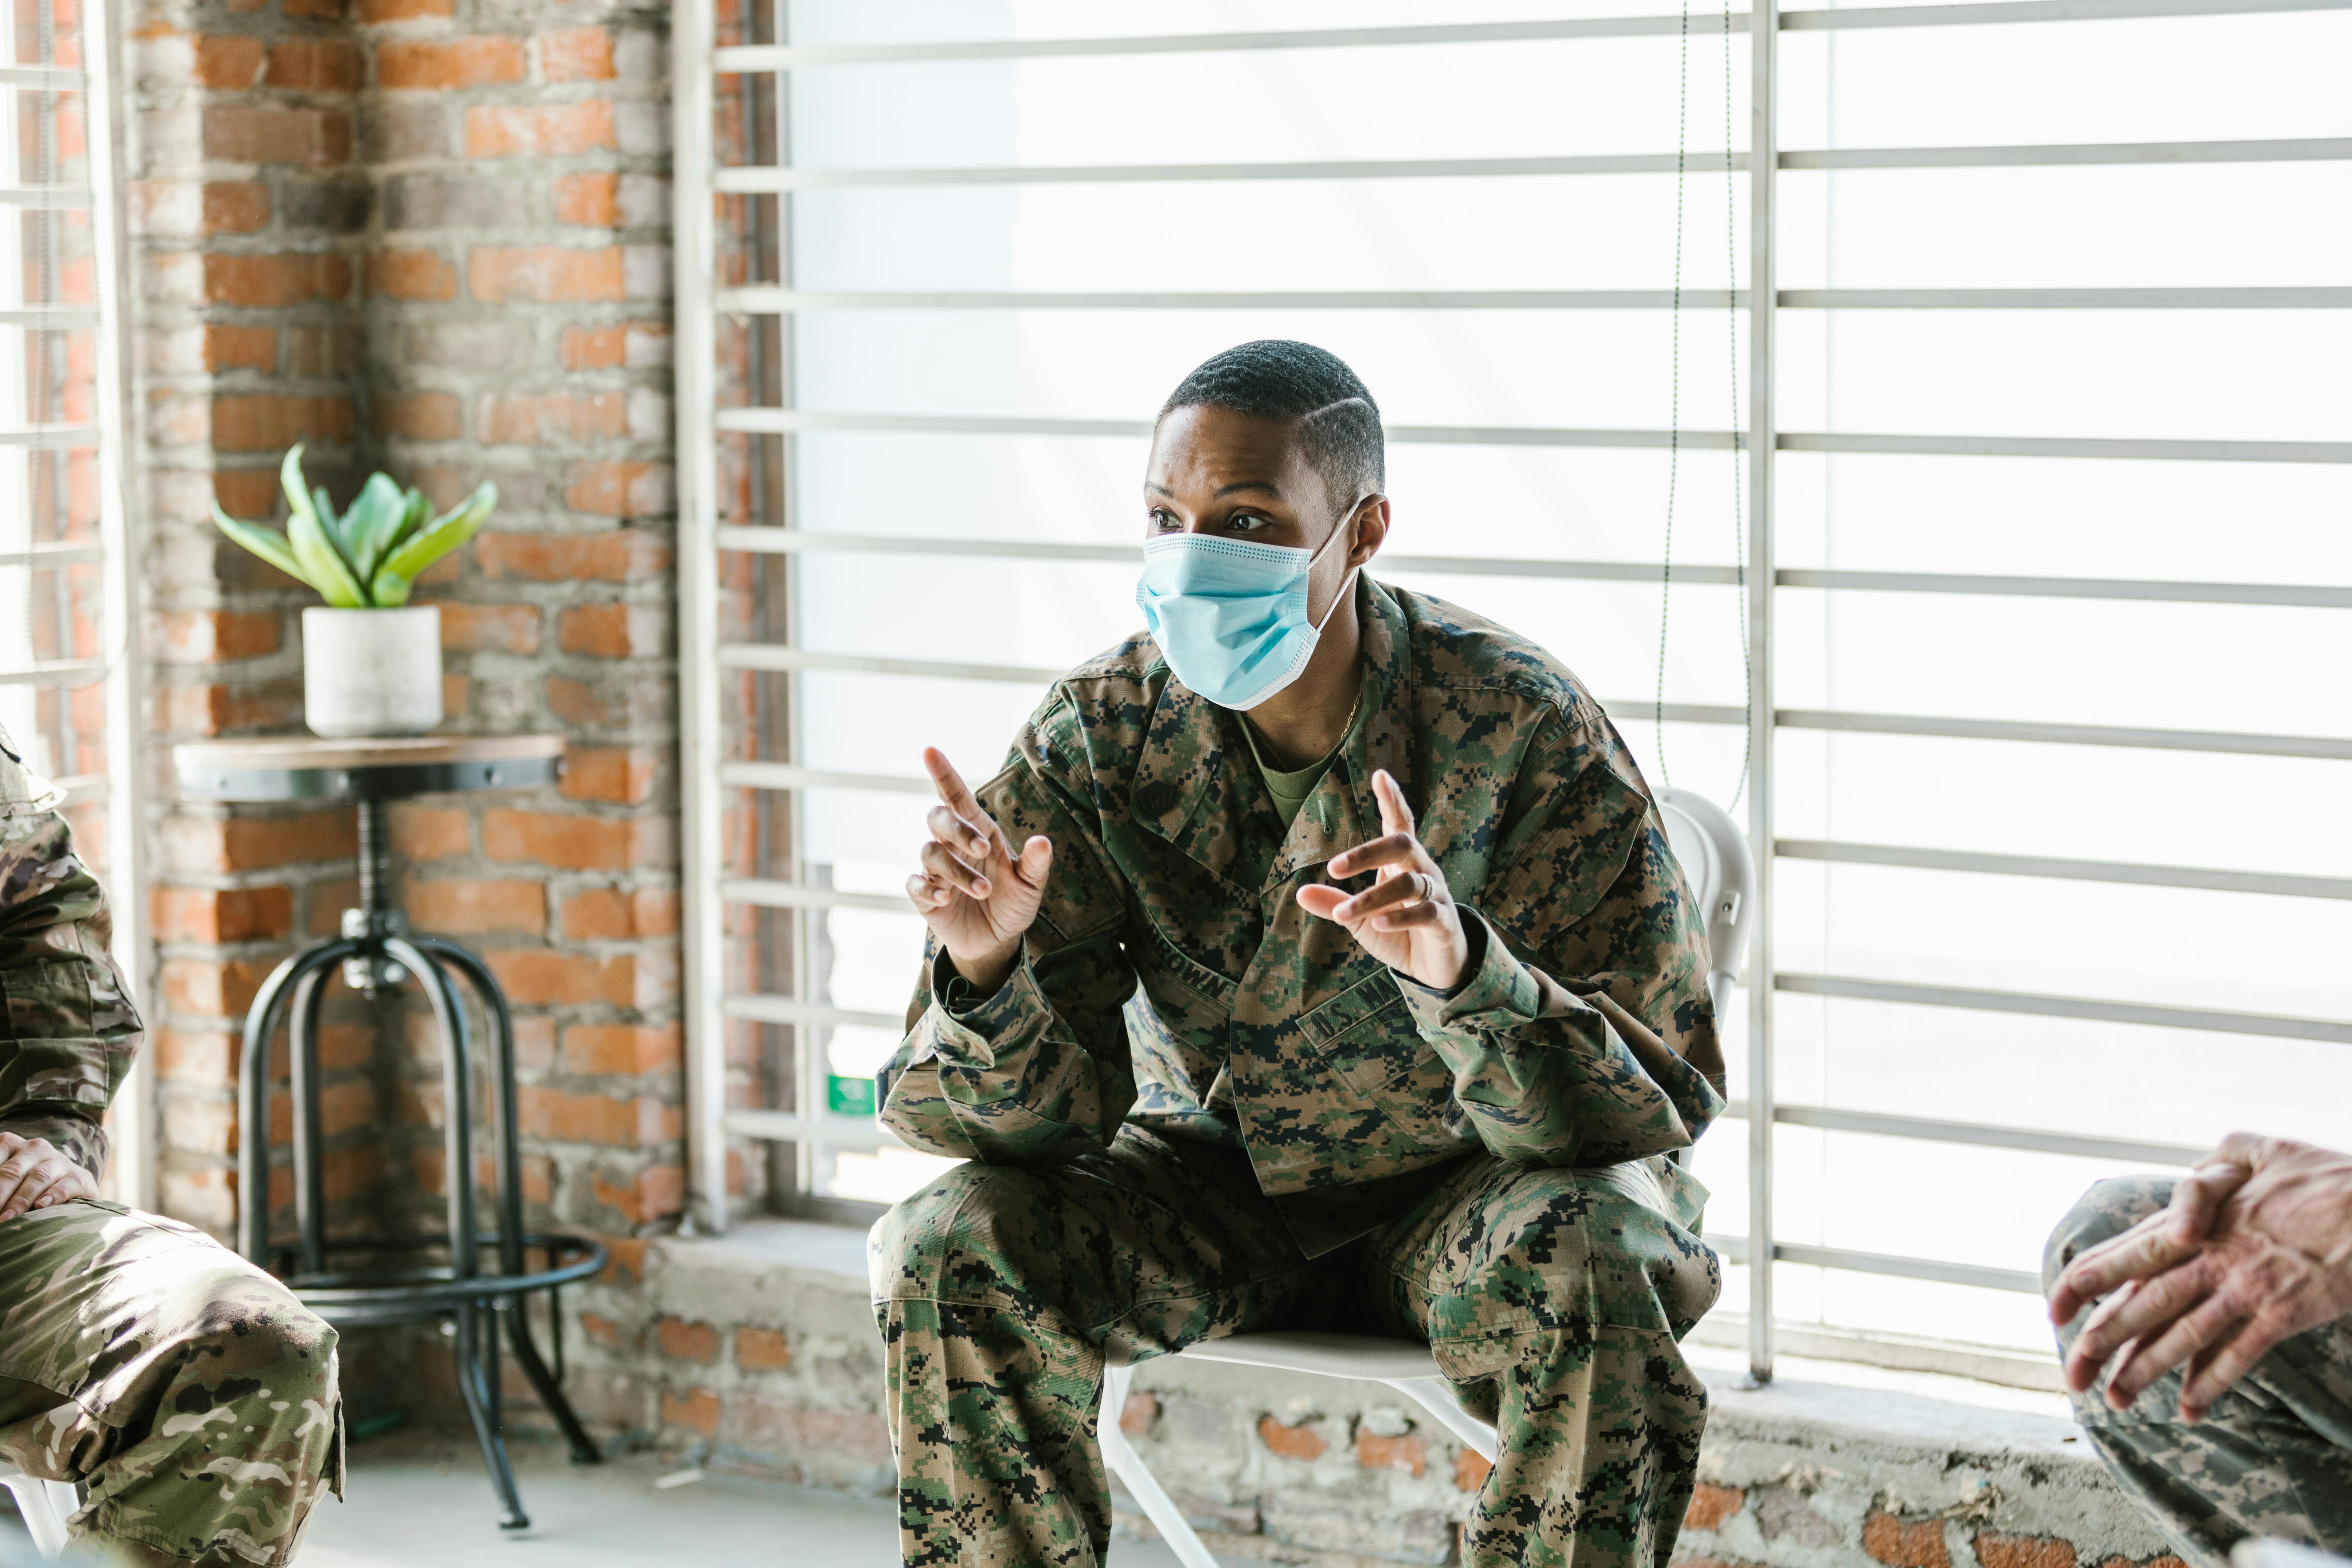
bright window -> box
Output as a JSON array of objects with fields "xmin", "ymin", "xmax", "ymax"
[
  {"xmin": 676, "ymin": 0, "xmax": 2352, "ymax": 1382},
  {"xmin": 0, "ymin": 0, "xmax": 145, "ymax": 1204}
]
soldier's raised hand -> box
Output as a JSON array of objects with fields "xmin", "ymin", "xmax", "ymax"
[
  {"xmin": 907, "ymin": 747, "xmax": 1052, "ymax": 996},
  {"xmin": 1297, "ymin": 769, "xmax": 1474, "ymax": 992}
]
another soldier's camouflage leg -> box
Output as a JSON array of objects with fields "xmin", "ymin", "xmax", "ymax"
[
  {"xmin": 0, "ymin": 1200, "xmax": 341, "ymax": 1567},
  {"xmin": 1364, "ymin": 1156, "xmax": 1720, "ymax": 1568},
  {"xmin": 2046, "ymin": 1179, "xmax": 2352, "ymax": 1568},
  {"xmin": 870, "ymin": 1128, "xmax": 1309, "ymax": 1568}
]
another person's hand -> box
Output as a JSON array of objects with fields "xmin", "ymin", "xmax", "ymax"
[
  {"xmin": 906, "ymin": 748, "xmax": 1052, "ymax": 997},
  {"xmin": 1297, "ymin": 769, "xmax": 1473, "ymax": 992},
  {"xmin": 0, "ymin": 1132, "xmax": 96, "ymax": 1221},
  {"xmin": 2053, "ymin": 1133, "xmax": 2352, "ymax": 1422}
]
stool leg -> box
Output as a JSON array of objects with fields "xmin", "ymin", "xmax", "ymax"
[
  {"xmin": 288, "ymin": 967, "xmax": 330, "ymax": 1278},
  {"xmin": 414, "ymin": 941, "xmax": 524, "ymax": 1278},
  {"xmin": 500, "ymin": 1278, "xmax": 601, "ymax": 1463},
  {"xmin": 419, "ymin": 937, "xmax": 603, "ymax": 1464},
  {"xmin": 236, "ymin": 939, "xmax": 360, "ymax": 1267},
  {"xmin": 395, "ymin": 938, "xmax": 528, "ymax": 1530},
  {"xmin": 451, "ymin": 1303, "xmax": 528, "ymax": 1531},
  {"xmin": 394, "ymin": 939, "xmax": 479, "ymax": 1278}
]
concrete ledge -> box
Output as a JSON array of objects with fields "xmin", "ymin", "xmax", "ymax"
[
  {"xmin": 636, "ymin": 1222, "xmax": 2169, "ymax": 1568},
  {"xmin": 654, "ymin": 1218, "xmax": 870, "ymax": 1288},
  {"xmin": 1692, "ymin": 1371, "xmax": 2169, "ymax": 1568}
]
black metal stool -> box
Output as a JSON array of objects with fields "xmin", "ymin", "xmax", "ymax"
[{"xmin": 176, "ymin": 735, "xmax": 606, "ymax": 1530}]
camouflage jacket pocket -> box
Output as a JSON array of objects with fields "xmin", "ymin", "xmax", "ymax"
[
  {"xmin": 1300, "ymin": 967, "xmax": 1470, "ymax": 1148},
  {"xmin": 2, "ymin": 957, "xmax": 94, "ymax": 1042}
]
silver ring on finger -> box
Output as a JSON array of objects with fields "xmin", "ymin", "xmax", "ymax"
[{"xmin": 1415, "ymin": 871, "xmax": 1436, "ymax": 904}]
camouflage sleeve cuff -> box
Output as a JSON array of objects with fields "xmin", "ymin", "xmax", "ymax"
[
  {"xmin": 0, "ymin": 1112, "xmax": 106, "ymax": 1180},
  {"xmin": 1396, "ymin": 910, "xmax": 1544, "ymax": 1041},
  {"xmin": 927, "ymin": 944, "xmax": 1048, "ymax": 1065}
]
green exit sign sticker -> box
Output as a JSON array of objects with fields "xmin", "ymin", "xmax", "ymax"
[{"xmin": 827, "ymin": 1074, "xmax": 877, "ymax": 1118}]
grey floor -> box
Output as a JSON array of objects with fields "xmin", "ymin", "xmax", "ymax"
[
  {"xmin": 0, "ymin": 1429, "xmax": 1197, "ymax": 1567},
  {"xmin": 295, "ymin": 1430, "xmax": 1194, "ymax": 1568}
]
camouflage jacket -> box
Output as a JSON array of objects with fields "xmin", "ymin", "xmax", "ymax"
[
  {"xmin": 878, "ymin": 578, "xmax": 1724, "ymax": 1255},
  {"xmin": 0, "ymin": 727, "xmax": 141, "ymax": 1178}
]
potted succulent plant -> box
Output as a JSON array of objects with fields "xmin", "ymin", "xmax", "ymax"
[{"xmin": 213, "ymin": 445, "xmax": 496, "ymax": 739}]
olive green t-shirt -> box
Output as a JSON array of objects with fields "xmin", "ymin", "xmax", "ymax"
[
  {"xmin": 1239, "ymin": 676, "xmax": 1370, "ymax": 828},
  {"xmin": 1240, "ymin": 721, "xmax": 1336, "ymax": 828}
]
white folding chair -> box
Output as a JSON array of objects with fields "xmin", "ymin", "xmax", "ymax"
[
  {"xmin": 1097, "ymin": 788, "xmax": 1756, "ymax": 1568},
  {"xmin": 1656, "ymin": 786, "xmax": 1758, "ymax": 1027},
  {"xmin": 0, "ymin": 1460, "xmax": 80, "ymax": 1560}
]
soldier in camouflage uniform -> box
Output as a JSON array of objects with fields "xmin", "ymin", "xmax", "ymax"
[
  {"xmin": 0, "ymin": 723, "xmax": 342, "ymax": 1566},
  {"xmin": 2046, "ymin": 1135, "xmax": 2352, "ymax": 1568},
  {"xmin": 871, "ymin": 342, "xmax": 1726, "ymax": 1567}
]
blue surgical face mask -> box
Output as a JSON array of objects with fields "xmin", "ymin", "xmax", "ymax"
[{"xmin": 1134, "ymin": 512, "xmax": 1360, "ymax": 711}]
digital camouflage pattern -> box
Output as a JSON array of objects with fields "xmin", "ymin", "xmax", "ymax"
[
  {"xmin": 0, "ymin": 1200, "xmax": 341, "ymax": 1567},
  {"xmin": 872, "ymin": 581, "xmax": 1726, "ymax": 1566},
  {"xmin": 2046, "ymin": 1177, "xmax": 2352, "ymax": 1568},
  {"xmin": 873, "ymin": 1127, "xmax": 1718, "ymax": 1568},
  {"xmin": 879, "ymin": 576, "xmax": 1726, "ymax": 1255},
  {"xmin": 0, "ymin": 726, "xmax": 343, "ymax": 1566}
]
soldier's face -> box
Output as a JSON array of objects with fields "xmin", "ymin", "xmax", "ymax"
[{"xmin": 1143, "ymin": 404, "xmax": 1339, "ymax": 553}]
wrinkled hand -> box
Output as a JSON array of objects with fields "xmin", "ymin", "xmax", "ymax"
[
  {"xmin": 0, "ymin": 1132, "xmax": 96, "ymax": 1222},
  {"xmin": 905, "ymin": 747, "xmax": 1052, "ymax": 997},
  {"xmin": 2053, "ymin": 1133, "xmax": 2352, "ymax": 1422},
  {"xmin": 1296, "ymin": 769, "xmax": 1472, "ymax": 992}
]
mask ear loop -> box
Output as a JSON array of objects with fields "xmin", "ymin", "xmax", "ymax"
[{"xmin": 1308, "ymin": 497, "xmax": 1366, "ymax": 635}]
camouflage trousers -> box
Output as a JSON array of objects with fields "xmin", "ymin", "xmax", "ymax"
[
  {"xmin": 0, "ymin": 1200, "xmax": 342, "ymax": 1567},
  {"xmin": 2046, "ymin": 1177, "xmax": 2352, "ymax": 1568},
  {"xmin": 871, "ymin": 1127, "xmax": 1720, "ymax": 1568}
]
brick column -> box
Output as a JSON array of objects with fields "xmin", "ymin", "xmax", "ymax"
[
  {"xmin": 353, "ymin": 0, "xmax": 684, "ymax": 1434},
  {"xmin": 130, "ymin": 0, "xmax": 371, "ymax": 1233}
]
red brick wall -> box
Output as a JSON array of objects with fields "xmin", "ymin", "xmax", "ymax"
[
  {"xmin": 358, "ymin": 0, "xmax": 694, "ymax": 1393},
  {"xmin": 1678, "ymin": 1491, "xmax": 2186, "ymax": 1568}
]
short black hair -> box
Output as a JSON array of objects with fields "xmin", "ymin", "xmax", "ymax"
[{"xmin": 1159, "ymin": 340, "xmax": 1385, "ymax": 512}]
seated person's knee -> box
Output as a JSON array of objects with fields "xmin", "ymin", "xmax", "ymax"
[
  {"xmin": 2042, "ymin": 1175, "xmax": 2175, "ymax": 1303},
  {"xmin": 869, "ymin": 1162, "xmax": 1037, "ymax": 1306},
  {"xmin": 152, "ymin": 1254, "xmax": 341, "ymax": 1407},
  {"xmin": 1451, "ymin": 1169, "xmax": 1719, "ymax": 1343}
]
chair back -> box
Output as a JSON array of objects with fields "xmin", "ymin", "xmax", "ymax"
[
  {"xmin": 1657, "ymin": 788, "xmax": 1757, "ymax": 1020},
  {"xmin": 0, "ymin": 1462, "xmax": 76, "ymax": 1559}
]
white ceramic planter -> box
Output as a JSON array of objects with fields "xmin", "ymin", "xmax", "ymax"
[{"xmin": 302, "ymin": 606, "xmax": 443, "ymax": 738}]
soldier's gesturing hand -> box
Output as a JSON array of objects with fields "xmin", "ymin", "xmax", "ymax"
[
  {"xmin": 1297, "ymin": 769, "xmax": 1473, "ymax": 992},
  {"xmin": 907, "ymin": 747, "xmax": 1053, "ymax": 997},
  {"xmin": 0, "ymin": 1131, "xmax": 95, "ymax": 1221}
]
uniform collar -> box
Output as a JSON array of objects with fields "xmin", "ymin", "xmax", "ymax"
[{"xmin": 1133, "ymin": 577, "xmax": 1412, "ymax": 891}]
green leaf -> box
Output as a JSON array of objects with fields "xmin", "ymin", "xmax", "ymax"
[
  {"xmin": 371, "ymin": 482, "xmax": 496, "ymax": 608},
  {"xmin": 210, "ymin": 503, "xmax": 313, "ymax": 590},
  {"xmin": 313, "ymin": 484, "xmax": 366, "ymax": 578},
  {"xmin": 386, "ymin": 487, "xmax": 432, "ymax": 556},
  {"xmin": 340, "ymin": 473, "xmax": 411, "ymax": 584},
  {"xmin": 280, "ymin": 444, "xmax": 313, "ymax": 523},
  {"xmin": 287, "ymin": 500, "xmax": 368, "ymax": 609}
]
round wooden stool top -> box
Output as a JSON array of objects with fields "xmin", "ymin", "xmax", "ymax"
[{"xmin": 174, "ymin": 734, "xmax": 565, "ymax": 803}]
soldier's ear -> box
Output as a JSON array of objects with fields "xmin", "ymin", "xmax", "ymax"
[{"xmin": 1347, "ymin": 497, "xmax": 1390, "ymax": 566}]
